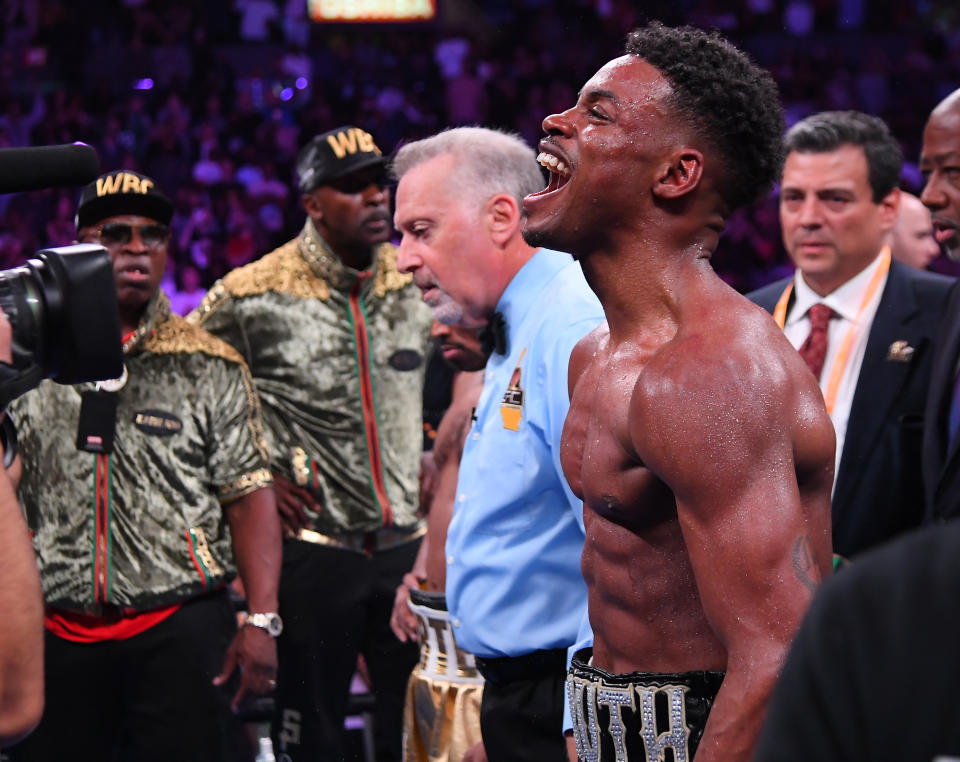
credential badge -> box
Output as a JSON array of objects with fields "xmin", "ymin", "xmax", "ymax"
[{"xmin": 500, "ymin": 348, "xmax": 526, "ymax": 431}]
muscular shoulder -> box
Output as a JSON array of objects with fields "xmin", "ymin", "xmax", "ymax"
[
  {"xmin": 143, "ymin": 312, "xmax": 248, "ymax": 368},
  {"xmin": 645, "ymin": 297, "xmax": 794, "ymax": 401},
  {"xmin": 631, "ymin": 295, "xmax": 821, "ymax": 471}
]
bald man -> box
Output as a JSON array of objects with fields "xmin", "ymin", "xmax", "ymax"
[
  {"xmin": 890, "ymin": 192, "xmax": 940, "ymax": 269},
  {"xmin": 921, "ymin": 88, "xmax": 960, "ymax": 522}
]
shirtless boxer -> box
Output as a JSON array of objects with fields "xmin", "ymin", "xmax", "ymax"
[
  {"xmin": 522, "ymin": 24, "xmax": 835, "ymax": 762},
  {"xmin": 391, "ymin": 321, "xmax": 487, "ymax": 762}
]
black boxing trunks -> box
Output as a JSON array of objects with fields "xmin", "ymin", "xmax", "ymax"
[{"xmin": 567, "ymin": 649, "xmax": 724, "ymax": 762}]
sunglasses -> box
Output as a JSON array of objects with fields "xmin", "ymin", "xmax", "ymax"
[
  {"xmin": 96, "ymin": 222, "xmax": 170, "ymax": 249},
  {"xmin": 326, "ymin": 169, "xmax": 389, "ymax": 195}
]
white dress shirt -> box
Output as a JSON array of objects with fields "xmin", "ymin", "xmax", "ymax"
[{"xmin": 783, "ymin": 253, "xmax": 889, "ymax": 484}]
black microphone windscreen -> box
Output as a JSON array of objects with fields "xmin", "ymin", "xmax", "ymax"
[{"xmin": 0, "ymin": 143, "xmax": 100, "ymax": 195}]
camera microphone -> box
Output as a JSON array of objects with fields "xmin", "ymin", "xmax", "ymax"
[{"xmin": 0, "ymin": 143, "xmax": 100, "ymax": 195}]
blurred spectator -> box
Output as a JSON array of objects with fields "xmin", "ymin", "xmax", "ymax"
[
  {"xmin": 0, "ymin": 94, "xmax": 44, "ymax": 147},
  {"xmin": 784, "ymin": 0, "xmax": 815, "ymax": 36},
  {"xmin": 166, "ymin": 262, "xmax": 207, "ymax": 315},
  {"xmin": 890, "ymin": 192, "xmax": 941, "ymax": 270},
  {"xmin": 0, "ymin": 233, "xmax": 27, "ymax": 270},
  {"xmin": 235, "ymin": 0, "xmax": 278, "ymax": 42},
  {"xmin": 43, "ymin": 193, "xmax": 75, "ymax": 247},
  {"xmin": 445, "ymin": 55, "xmax": 488, "ymax": 125},
  {"xmin": 246, "ymin": 162, "xmax": 288, "ymax": 201},
  {"xmin": 3, "ymin": 0, "xmax": 40, "ymax": 46},
  {"xmin": 281, "ymin": 0, "xmax": 309, "ymax": 47}
]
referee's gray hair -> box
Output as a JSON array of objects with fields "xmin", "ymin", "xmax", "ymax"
[{"xmin": 391, "ymin": 127, "xmax": 544, "ymax": 213}]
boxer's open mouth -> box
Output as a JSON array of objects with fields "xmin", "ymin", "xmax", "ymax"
[{"xmin": 529, "ymin": 149, "xmax": 572, "ymax": 196}]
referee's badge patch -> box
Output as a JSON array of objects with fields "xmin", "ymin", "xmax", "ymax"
[{"xmin": 500, "ymin": 349, "xmax": 526, "ymax": 431}]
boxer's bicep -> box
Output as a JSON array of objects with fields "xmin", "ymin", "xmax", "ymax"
[{"xmin": 631, "ymin": 355, "xmax": 816, "ymax": 652}]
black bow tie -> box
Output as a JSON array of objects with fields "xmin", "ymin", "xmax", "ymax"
[{"xmin": 479, "ymin": 312, "xmax": 507, "ymax": 355}]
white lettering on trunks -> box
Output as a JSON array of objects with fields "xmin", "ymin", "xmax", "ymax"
[{"xmin": 568, "ymin": 674, "xmax": 692, "ymax": 762}]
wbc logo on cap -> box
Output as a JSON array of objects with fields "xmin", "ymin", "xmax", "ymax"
[
  {"xmin": 326, "ymin": 128, "xmax": 382, "ymax": 159},
  {"xmin": 96, "ymin": 172, "xmax": 155, "ymax": 197}
]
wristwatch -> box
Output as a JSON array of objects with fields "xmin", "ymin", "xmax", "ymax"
[{"xmin": 243, "ymin": 611, "xmax": 283, "ymax": 637}]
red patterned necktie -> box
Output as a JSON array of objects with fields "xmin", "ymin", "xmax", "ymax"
[{"xmin": 798, "ymin": 303, "xmax": 834, "ymax": 381}]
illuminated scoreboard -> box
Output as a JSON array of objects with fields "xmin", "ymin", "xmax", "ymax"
[{"xmin": 308, "ymin": 0, "xmax": 436, "ymax": 22}]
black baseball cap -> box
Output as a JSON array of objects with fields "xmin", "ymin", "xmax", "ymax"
[
  {"xmin": 75, "ymin": 170, "xmax": 173, "ymax": 230},
  {"xmin": 296, "ymin": 126, "xmax": 386, "ymax": 193}
]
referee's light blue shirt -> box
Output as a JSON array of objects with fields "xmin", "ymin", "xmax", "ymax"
[{"xmin": 445, "ymin": 248, "xmax": 604, "ymax": 659}]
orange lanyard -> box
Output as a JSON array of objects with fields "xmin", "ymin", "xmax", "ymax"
[{"xmin": 773, "ymin": 247, "xmax": 890, "ymax": 414}]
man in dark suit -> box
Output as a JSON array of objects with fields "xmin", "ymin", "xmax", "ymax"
[
  {"xmin": 750, "ymin": 110, "xmax": 952, "ymax": 558},
  {"xmin": 920, "ymin": 88, "xmax": 960, "ymax": 522}
]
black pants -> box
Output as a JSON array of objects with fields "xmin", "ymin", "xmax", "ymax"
[
  {"xmin": 7, "ymin": 589, "xmax": 250, "ymax": 762},
  {"xmin": 480, "ymin": 669, "xmax": 568, "ymax": 762},
  {"xmin": 271, "ymin": 538, "xmax": 420, "ymax": 762}
]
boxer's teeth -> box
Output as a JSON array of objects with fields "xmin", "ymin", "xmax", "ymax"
[{"xmin": 537, "ymin": 152, "xmax": 571, "ymax": 177}]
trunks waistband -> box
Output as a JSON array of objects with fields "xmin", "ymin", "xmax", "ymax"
[
  {"xmin": 295, "ymin": 523, "xmax": 426, "ymax": 555},
  {"xmin": 567, "ymin": 648, "xmax": 724, "ymax": 762},
  {"xmin": 409, "ymin": 588, "xmax": 446, "ymax": 609},
  {"xmin": 474, "ymin": 647, "xmax": 568, "ymax": 685},
  {"xmin": 407, "ymin": 589, "xmax": 482, "ymax": 685}
]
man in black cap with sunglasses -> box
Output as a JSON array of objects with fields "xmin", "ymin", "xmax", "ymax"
[
  {"xmin": 191, "ymin": 127, "xmax": 433, "ymax": 761},
  {"xmin": 8, "ymin": 169, "xmax": 282, "ymax": 762}
]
